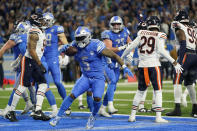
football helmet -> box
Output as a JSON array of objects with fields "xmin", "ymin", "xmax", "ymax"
[
  {"xmin": 174, "ymin": 10, "xmax": 189, "ymax": 23},
  {"xmin": 146, "ymin": 16, "xmax": 160, "ymax": 30},
  {"xmin": 15, "ymin": 21, "xmax": 31, "ymax": 34},
  {"xmin": 74, "ymin": 26, "xmax": 91, "ymax": 48},
  {"xmin": 29, "ymin": 13, "xmax": 44, "ymax": 28},
  {"xmin": 43, "ymin": 12, "xmax": 55, "ymax": 29},
  {"xmin": 109, "ymin": 16, "xmax": 124, "ymax": 33},
  {"xmin": 137, "ymin": 21, "xmax": 147, "ymax": 31}
]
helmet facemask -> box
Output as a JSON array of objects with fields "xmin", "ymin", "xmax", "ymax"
[{"xmin": 109, "ymin": 16, "xmax": 124, "ymax": 33}]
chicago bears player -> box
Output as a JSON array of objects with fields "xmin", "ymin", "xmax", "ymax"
[
  {"xmin": 122, "ymin": 16, "xmax": 183, "ymax": 123},
  {"xmin": 42, "ymin": 12, "xmax": 70, "ymax": 117},
  {"xmin": 49, "ymin": 26, "xmax": 133, "ymax": 129},
  {"xmin": 0, "ymin": 21, "xmax": 36, "ymax": 120},
  {"xmin": 99, "ymin": 16, "xmax": 133, "ymax": 117},
  {"xmin": 166, "ymin": 10, "xmax": 197, "ymax": 117},
  {"xmin": 5, "ymin": 13, "xmax": 51, "ymax": 121}
]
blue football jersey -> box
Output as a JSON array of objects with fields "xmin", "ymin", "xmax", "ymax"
[
  {"xmin": 44, "ymin": 25, "xmax": 64, "ymax": 59},
  {"xmin": 9, "ymin": 33, "xmax": 27, "ymax": 59},
  {"xmin": 73, "ymin": 39, "xmax": 106, "ymax": 79},
  {"xmin": 101, "ymin": 27, "xmax": 130, "ymax": 57}
]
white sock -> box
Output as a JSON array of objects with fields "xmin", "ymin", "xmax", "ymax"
[
  {"xmin": 155, "ymin": 90, "xmax": 162, "ymax": 110},
  {"xmin": 108, "ymin": 101, "xmax": 114, "ymax": 108},
  {"xmin": 10, "ymin": 85, "xmax": 26, "ymax": 111},
  {"xmin": 152, "ymin": 90, "xmax": 156, "ymax": 108},
  {"xmin": 139, "ymin": 89, "xmax": 147, "ymax": 109},
  {"xmin": 156, "ymin": 112, "xmax": 162, "ymax": 119},
  {"xmin": 36, "ymin": 83, "xmax": 47, "ymax": 111},
  {"xmin": 182, "ymin": 88, "xmax": 188, "ymax": 98},
  {"xmin": 130, "ymin": 109, "xmax": 137, "ymax": 117},
  {"xmin": 186, "ymin": 84, "xmax": 197, "ymax": 104},
  {"xmin": 174, "ymin": 84, "xmax": 182, "ymax": 103},
  {"xmin": 22, "ymin": 89, "xmax": 29, "ymax": 102},
  {"xmin": 78, "ymin": 94, "xmax": 83, "ymax": 106},
  {"xmin": 51, "ymin": 105, "xmax": 58, "ymax": 112},
  {"xmin": 133, "ymin": 90, "xmax": 144, "ymax": 106}
]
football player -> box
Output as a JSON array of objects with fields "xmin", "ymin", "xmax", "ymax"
[
  {"xmin": 49, "ymin": 26, "xmax": 133, "ymax": 129},
  {"xmin": 122, "ymin": 16, "xmax": 183, "ymax": 123}
]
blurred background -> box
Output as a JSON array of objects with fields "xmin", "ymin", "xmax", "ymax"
[{"xmin": 0, "ymin": 0, "xmax": 197, "ymax": 87}]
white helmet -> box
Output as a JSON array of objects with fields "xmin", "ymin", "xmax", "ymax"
[
  {"xmin": 109, "ymin": 16, "xmax": 124, "ymax": 33},
  {"xmin": 74, "ymin": 26, "xmax": 91, "ymax": 48},
  {"xmin": 43, "ymin": 12, "xmax": 55, "ymax": 29}
]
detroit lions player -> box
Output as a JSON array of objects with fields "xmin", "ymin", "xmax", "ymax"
[
  {"xmin": 42, "ymin": 12, "xmax": 69, "ymax": 117},
  {"xmin": 49, "ymin": 26, "xmax": 133, "ymax": 129},
  {"xmin": 99, "ymin": 16, "xmax": 133, "ymax": 117}
]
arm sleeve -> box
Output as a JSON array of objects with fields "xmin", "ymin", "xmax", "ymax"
[{"xmin": 121, "ymin": 36, "xmax": 140, "ymax": 59}]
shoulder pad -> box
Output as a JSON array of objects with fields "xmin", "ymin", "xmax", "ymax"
[{"xmin": 101, "ymin": 30, "xmax": 111, "ymax": 40}]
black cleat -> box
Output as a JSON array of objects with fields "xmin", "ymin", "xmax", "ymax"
[
  {"xmin": 65, "ymin": 107, "xmax": 71, "ymax": 116},
  {"xmin": 191, "ymin": 104, "xmax": 197, "ymax": 118},
  {"xmin": 32, "ymin": 110, "xmax": 51, "ymax": 121},
  {"xmin": 78, "ymin": 105, "xmax": 86, "ymax": 110},
  {"xmin": 5, "ymin": 111, "xmax": 18, "ymax": 122},
  {"xmin": 166, "ymin": 103, "xmax": 181, "ymax": 116}
]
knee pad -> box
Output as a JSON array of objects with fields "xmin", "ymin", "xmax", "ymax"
[{"xmin": 38, "ymin": 83, "xmax": 47, "ymax": 94}]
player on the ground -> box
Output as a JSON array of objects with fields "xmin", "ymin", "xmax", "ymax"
[
  {"xmin": 49, "ymin": 26, "xmax": 133, "ymax": 129},
  {"xmin": 99, "ymin": 16, "xmax": 133, "ymax": 117},
  {"xmin": 166, "ymin": 10, "xmax": 197, "ymax": 117},
  {"xmin": 122, "ymin": 16, "xmax": 183, "ymax": 123}
]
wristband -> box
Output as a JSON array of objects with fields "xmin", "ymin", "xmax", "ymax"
[{"xmin": 122, "ymin": 64, "xmax": 127, "ymax": 69}]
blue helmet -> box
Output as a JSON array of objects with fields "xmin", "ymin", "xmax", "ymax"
[
  {"xmin": 43, "ymin": 12, "xmax": 55, "ymax": 29},
  {"xmin": 174, "ymin": 10, "xmax": 189, "ymax": 23},
  {"xmin": 14, "ymin": 21, "xmax": 31, "ymax": 35},
  {"xmin": 146, "ymin": 16, "xmax": 160, "ymax": 30},
  {"xmin": 74, "ymin": 26, "xmax": 92, "ymax": 48},
  {"xmin": 109, "ymin": 16, "xmax": 124, "ymax": 33},
  {"xmin": 137, "ymin": 21, "xmax": 147, "ymax": 31}
]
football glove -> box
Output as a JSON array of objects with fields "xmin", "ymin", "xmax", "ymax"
[
  {"xmin": 39, "ymin": 64, "xmax": 46, "ymax": 74},
  {"xmin": 122, "ymin": 65, "xmax": 134, "ymax": 77},
  {"xmin": 174, "ymin": 63, "xmax": 183, "ymax": 73}
]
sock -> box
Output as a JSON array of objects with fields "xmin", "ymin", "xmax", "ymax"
[
  {"xmin": 57, "ymin": 96, "xmax": 74, "ymax": 116},
  {"xmin": 108, "ymin": 101, "xmax": 115, "ymax": 109},
  {"xmin": 139, "ymin": 101, "xmax": 145, "ymax": 109},
  {"xmin": 8, "ymin": 90, "xmax": 15, "ymax": 106},
  {"xmin": 78, "ymin": 94, "xmax": 83, "ymax": 106},
  {"xmin": 22, "ymin": 89, "xmax": 29, "ymax": 102},
  {"xmin": 152, "ymin": 90, "xmax": 156, "ymax": 108},
  {"xmin": 133, "ymin": 90, "xmax": 144, "ymax": 107},
  {"xmin": 186, "ymin": 85, "xmax": 197, "ymax": 104},
  {"xmin": 92, "ymin": 100, "xmax": 101, "ymax": 116},
  {"xmin": 45, "ymin": 90, "xmax": 56, "ymax": 106},
  {"xmin": 182, "ymin": 88, "xmax": 189, "ymax": 98},
  {"xmin": 51, "ymin": 105, "xmax": 58, "ymax": 112},
  {"xmin": 156, "ymin": 112, "xmax": 162, "ymax": 119},
  {"xmin": 35, "ymin": 84, "xmax": 47, "ymax": 111},
  {"xmin": 174, "ymin": 84, "xmax": 182, "ymax": 103},
  {"xmin": 103, "ymin": 92, "xmax": 108, "ymax": 106},
  {"xmin": 155, "ymin": 90, "xmax": 162, "ymax": 112},
  {"xmin": 87, "ymin": 95, "xmax": 94, "ymax": 112},
  {"xmin": 28, "ymin": 86, "xmax": 36, "ymax": 105}
]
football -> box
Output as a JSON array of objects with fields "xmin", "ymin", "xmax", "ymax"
[{"xmin": 65, "ymin": 46, "xmax": 78, "ymax": 56}]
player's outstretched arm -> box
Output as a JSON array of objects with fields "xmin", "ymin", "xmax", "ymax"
[
  {"xmin": 0, "ymin": 40, "xmax": 16, "ymax": 58},
  {"xmin": 58, "ymin": 33, "xmax": 68, "ymax": 45}
]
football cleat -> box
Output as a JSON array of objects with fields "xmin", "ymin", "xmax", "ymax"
[
  {"xmin": 65, "ymin": 107, "xmax": 71, "ymax": 116},
  {"xmin": 49, "ymin": 116, "xmax": 61, "ymax": 127},
  {"xmin": 86, "ymin": 114, "xmax": 95, "ymax": 129},
  {"xmin": 108, "ymin": 106, "xmax": 118, "ymax": 114},
  {"xmin": 32, "ymin": 110, "xmax": 51, "ymax": 121},
  {"xmin": 128, "ymin": 115, "xmax": 136, "ymax": 122},
  {"xmin": 166, "ymin": 104, "xmax": 181, "ymax": 116},
  {"xmin": 138, "ymin": 108, "xmax": 148, "ymax": 113},
  {"xmin": 78, "ymin": 105, "xmax": 86, "ymax": 110},
  {"xmin": 5, "ymin": 111, "xmax": 18, "ymax": 122},
  {"xmin": 98, "ymin": 108, "xmax": 112, "ymax": 117},
  {"xmin": 155, "ymin": 117, "xmax": 168, "ymax": 123}
]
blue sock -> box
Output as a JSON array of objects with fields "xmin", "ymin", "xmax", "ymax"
[
  {"xmin": 8, "ymin": 90, "xmax": 15, "ymax": 106},
  {"xmin": 45, "ymin": 90, "xmax": 56, "ymax": 106},
  {"xmin": 57, "ymin": 96, "xmax": 74, "ymax": 116},
  {"xmin": 92, "ymin": 100, "xmax": 101, "ymax": 116},
  {"xmin": 56, "ymin": 82, "xmax": 67, "ymax": 99},
  {"xmin": 107, "ymin": 84, "xmax": 116, "ymax": 101},
  {"xmin": 103, "ymin": 92, "xmax": 108, "ymax": 106},
  {"xmin": 87, "ymin": 95, "xmax": 93, "ymax": 112}
]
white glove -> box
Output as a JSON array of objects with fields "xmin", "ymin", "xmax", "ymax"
[
  {"xmin": 174, "ymin": 63, "xmax": 184, "ymax": 73},
  {"xmin": 11, "ymin": 56, "xmax": 21, "ymax": 72},
  {"xmin": 118, "ymin": 44, "xmax": 127, "ymax": 51},
  {"xmin": 125, "ymin": 52, "xmax": 134, "ymax": 63}
]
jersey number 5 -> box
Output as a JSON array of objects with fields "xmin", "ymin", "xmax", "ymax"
[{"xmin": 139, "ymin": 36, "xmax": 155, "ymax": 54}]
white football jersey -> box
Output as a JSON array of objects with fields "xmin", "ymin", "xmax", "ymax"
[
  {"xmin": 172, "ymin": 21, "xmax": 197, "ymax": 50},
  {"xmin": 122, "ymin": 30, "xmax": 175, "ymax": 67},
  {"xmin": 25, "ymin": 26, "xmax": 46, "ymax": 60}
]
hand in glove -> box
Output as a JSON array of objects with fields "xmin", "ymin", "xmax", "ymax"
[
  {"xmin": 118, "ymin": 44, "xmax": 127, "ymax": 51},
  {"xmin": 39, "ymin": 64, "xmax": 46, "ymax": 74},
  {"xmin": 173, "ymin": 62, "xmax": 183, "ymax": 73},
  {"xmin": 122, "ymin": 65, "xmax": 134, "ymax": 77}
]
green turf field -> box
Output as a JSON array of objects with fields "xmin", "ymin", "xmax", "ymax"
[{"xmin": 0, "ymin": 81, "xmax": 196, "ymax": 117}]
